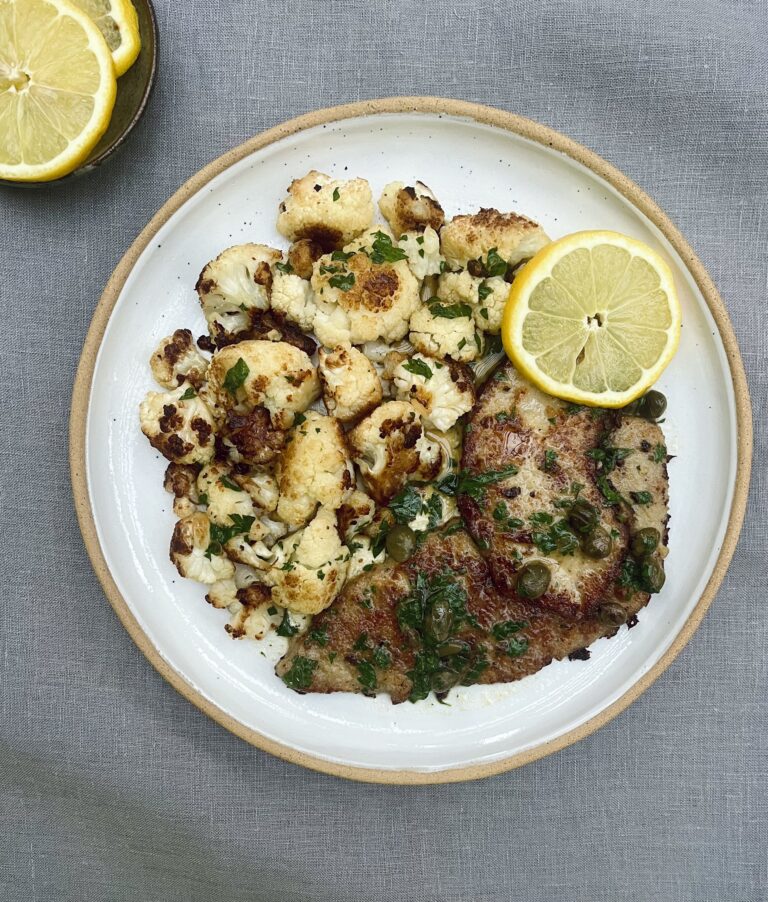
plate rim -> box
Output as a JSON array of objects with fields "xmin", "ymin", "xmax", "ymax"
[{"xmin": 69, "ymin": 96, "xmax": 753, "ymax": 784}]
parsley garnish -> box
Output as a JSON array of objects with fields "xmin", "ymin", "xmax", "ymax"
[
  {"xmin": 503, "ymin": 636, "xmax": 529, "ymax": 657},
  {"xmin": 543, "ymin": 449, "xmax": 558, "ymax": 472},
  {"xmin": 356, "ymin": 660, "xmax": 377, "ymax": 693},
  {"xmin": 369, "ymin": 231, "xmax": 407, "ymax": 264},
  {"xmin": 275, "ymin": 261, "xmax": 293, "ymax": 274},
  {"xmin": 630, "ymin": 491, "xmax": 653, "ymax": 505},
  {"xmin": 389, "ymin": 485, "xmax": 422, "ymax": 524},
  {"xmin": 491, "ymin": 620, "xmax": 528, "ymax": 641},
  {"xmin": 428, "ymin": 300, "xmax": 473, "ymax": 319},
  {"xmin": 329, "ymin": 271, "xmax": 355, "ymax": 291},
  {"xmin": 402, "ymin": 358, "xmax": 433, "ymax": 379},
  {"xmin": 332, "ymin": 187, "xmax": 340, "ymax": 201},
  {"xmin": 437, "ymin": 466, "xmax": 518, "ymax": 504},
  {"xmin": 222, "ymin": 357, "xmax": 249, "ymax": 396},
  {"xmin": 372, "ymin": 644, "xmax": 392, "ymax": 669},
  {"xmin": 485, "ymin": 247, "xmax": 507, "ymax": 277},
  {"xmin": 478, "ymin": 281, "xmax": 492, "ymax": 302},
  {"xmin": 281, "ymin": 656, "xmax": 317, "ymax": 691},
  {"xmin": 293, "ymin": 412, "xmax": 306, "ymax": 426},
  {"xmin": 423, "ymin": 493, "xmax": 443, "ymax": 530},
  {"xmin": 179, "ymin": 386, "xmax": 197, "ymax": 400},
  {"xmin": 353, "ymin": 632, "xmax": 370, "ymax": 652},
  {"xmin": 331, "ymin": 249, "xmax": 353, "ymax": 262},
  {"xmin": 219, "ymin": 476, "xmax": 242, "ymax": 492},
  {"xmin": 531, "ymin": 518, "xmax": 579, "ymax": 555},
  {"xmin": 276, "ymin": 609, "xmax": 299, "ymax": 637},
  {"xmin": 205, "ymin": 514, "xmax": 255, "ymax": 557},
  {"xmin": 652, "ymin": 443, "xmax": 667, "ymax": 463}
]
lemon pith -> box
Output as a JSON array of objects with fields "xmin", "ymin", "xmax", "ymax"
[
  {"xmin": 69, "ymin": 0, "xmax": 140, "ymax": 77},
  {"xmin": 502, "ymin": 230, "xmax": 681, "ymax": 407},
  {"xmin": 0, "ymin": 0, "xmax": 117, "ymax": 182}
]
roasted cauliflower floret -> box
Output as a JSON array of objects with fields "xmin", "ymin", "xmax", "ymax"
[
  {"xmin": 207, "ymin": 340, "xmax": 319, "ymax": 429},
  {"xmin": 270, "ymin": 270, "xmax": 317, "ymax": 332},
  {"xmin": 337, "ymin": 489, "xmax": 377, "ymax": 541},
  {"xmin": 237, "ymin": 469, "xmax": 279, "ymax": 512},
  {"xmin": 276, "ymin": 411, "xmax": 354, "ymax": 528},
  {"xmin": 437, "ymin": 271, "xmax": 509, "ymax": 334},
  {"xmin": 225, "ymin": 582, "xmax": 279, "ymax": 640},
  {"xmin": 170, "ymin": 513, "xmax": 235, "ymax": 584},
  {"xmin": 276, "ymin": 171, "xmax": 374, "ymax": 251},
  {"xmin": 163, "ymin": 462, "xmax": 201, "ymax": 517},
  {"xmin": 311, "ymin": 243, "xmax": 421, "ymax": 346},
  {"xmin": 269, "ymin": 506, "xmax": 349, "ymax": 615},
  {"xmin": 397, "ymin": 227, "xmax": 443, "ymax": 281},
  {"xmin": 140, "ymin": 383, "xmax": 217, "ymax": 465},
  {"xmin": 286, "ymin": 238, "xmax": 324, "ymax": 280},
  {"xmin": 409, "ymin": 300, "xmax": 481, "ymax": 363},
  {"xmin": 378, "ymin": 181, "xmax": 445, "ymax": 236},
  {"xmin": 221, "ymin": 407, "xmax": 286, "ymax": 465},
  {"xmin": 346, "ymin": 535, "xmax": 385, "ymax": 579},
  {"xmin": 318, "ymin": 343, "xmax": 383, "ymax": 423},
  {"xmin": 197, "ymin": 464, "xmax": 258, "ymax": 529},
  {"xmin": 439, "ymin": 208, "xmax": 549, "ymax": 272},
  {"xmin": 348, "ymin": 400, "xmax": 442, "ymax": 504},
  {"xmin": 393, "ymin": 354, "xmax": 475, "ymax": 431},
  {"xmin": 150, "ymin": 329, "xmax": 208, "ymax": 389},
  {"xmin": 196, "ymin": 244, "xmax": 281, "ymax": 343}
]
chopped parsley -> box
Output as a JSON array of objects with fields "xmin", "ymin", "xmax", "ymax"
[
  {"xmin": 372, "ymin": 644, "xmax": 392, "ymax": 669},
  {"xmin": 275, "ymin": 261, "xmax": 293, "ymax": 274},
  {"xmin": 332, "ymin": 187, "xmax": 340, "ymax": 201},
  {"xmin": 389, "ymin": 485, "xmax": 422, "ymax": 524},
  {"xmin": 370, "ymin": 520, "xmax": 390, "ymax": 556},
  {"xmin": 329, "ymin": 271, "xmax": 355, "ymax": 292},
  {"xmin": 281, "ymin": 656, "xmax": 317, "ymax": 691},
  {"xmin": 402, "ymin": 358, "xmax": 433, "ymax": 379},
  {"xmin": 652, "ymin": 443, "xmax": 667, "ymax": 463},
  {"xmin": 205, "ymin": 514, "xmax": 255, "ymax": 557},
  {"xmin": 428, "ymin": 300, "xmax": 473, "ymax": 319},
  {"xmin": 369, "ymin": 230, "xmax": 407, "ymax": 264},
  {"xmin": 484, "ymin": 247, "xmax": 508, "ymax": 277},
  {"xmin": 543, "ymin": 449, "xmax": 558, "ymax": 472},
  {"xmin": 437, "ymin": 466, "xmax": 519, "ymax": 504},
  {"xmin": 179, "ymin": 386, "xmax": 197, "ymax": 400},
  {"xmin": 630, "ymin": 491, "xmax": 653, "ymax": 505},
  {"xmin": 530, "ymin": 517, "xmax": 579, "ymax": 556},
  {"xmin": 356, "ymin": 661, "xmax": 377, "ymax": 694},
  {"xmin": 352, "ymin": 632, "xmax": 370, "ymax": 652},
  {"xmin": 293, "ymin": 412, "xmax": 306, "ymax": 426},
  {"xmin": 478, "ymin": 281, "xmax": 492, "ymax": 302},
  {"xmin": 331, "ymin": 249, "xmax": 354, "ymax": 262},
  {"xmin": 423, "ymin": 493, "xmax": 444, "ymax": 530},
  {"xmin": 219, "ymin": 476, "xmax": 242, "ymax": 492},
  {"xmin": 503, "ymin": 636, "xmax": 529, "ymax": 658},
  {"xmin": 222, "ymin": 357, "xmax": 249, "ymax": 396},
  {"xmin": 491, "ymin": 619, "xmax": 528, "ymax": 641},
  {"xmin": 276, "ymin": 609, "xmax": 299, "ymax": 637}
]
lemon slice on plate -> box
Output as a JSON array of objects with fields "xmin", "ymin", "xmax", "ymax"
[
  {"xmin": 502, "ymin": 230, "xmax": 682, "ymax": 407},
  {"xmin": 0, "ymin": 0, "xmax": 118, "ymax": 182},
  {"xmin": 69, "ymin": 0, "xmax": 140, "ymax": 77}
]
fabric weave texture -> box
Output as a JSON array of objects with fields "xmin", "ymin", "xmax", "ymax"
[{"xmin": 1, "ymin": 1, "xmax": 766, "ymax": 899}]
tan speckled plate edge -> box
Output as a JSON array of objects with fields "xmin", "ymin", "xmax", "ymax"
[{"xmin": 69, "ymin": 97, "xmax": 753, "ymax": 784}]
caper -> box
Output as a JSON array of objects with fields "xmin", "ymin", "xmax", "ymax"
[
  {"xmin": 639, "ymin": 390, "xmax": 667, "ymax": 421},
  {"xmin": 597, "ymin": 601, "xmax": 627, "ymax": 627},
  {"xmin": 580, "ymin": 526, "xmax": 613, "ymax": 559},
  {"xmin": 622, "ymin": 398, "xmax": 642, "ymax": 416},
  {"xmin": 631, "ymin": 527, "xmax": 661, "ymax": 559},
  {"xmin": 467, "ymin": 258, "xmax": 487, "ymax": 278},
  {"xmin": 516, "ymin": 561, "xmax": 551, "ymax": 599},
  {"xmin": 436, "ymin": 638, "xmax": 472, "ymax": 658},
  {"xmin": 568, "ymin": 498, "xmax": 599, "ymax": 535},
  {"xmin": 385, "ymin": 524, "xmax": 417, "ymax": 562},
  {"xmin": 431, "ymin": 667, "xmax": 461, "ymax": 693},
  {"xmin": 425, "ymin": 598, "xmax": 453, "ymax": 644},
  {"xmin": 640, "ymin": 556, "xmax": 666, "ymax": 593}
]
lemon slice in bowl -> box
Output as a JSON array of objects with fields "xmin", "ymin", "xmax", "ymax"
[
  {"xmin": 69, "ymin": 0, "xmax": 140, "ymax": 77},
  {"xmin": 502, "ymin": 230, "xmax": 682, "ymax": 407},
  {"xmin": 0, "ymin": 0, "xmax": 117, "ymax": 183}
]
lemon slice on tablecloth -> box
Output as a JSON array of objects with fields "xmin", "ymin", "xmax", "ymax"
[
  {"xmin": 502, "ymin": 230, "xmax": 681, "ymax": 407},
  {"xmin": 69, "ymin": 0, "xmax": 140, "ymax": 77},
  {"xmin": 0, "ymin": 0, "xmax": 117, "ymax": 182}
]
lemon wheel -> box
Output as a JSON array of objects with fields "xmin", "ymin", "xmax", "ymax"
[
  {"xmin": 69, "ymin": 0, "xmax": 140, "ymax": 77},
  {"xmin": 0, "ymin": 0, "xmax": 118, "ymax": 182},
  {"xmin": 502, "ymin": 230, "xmax": 682, "ymax": 407}
]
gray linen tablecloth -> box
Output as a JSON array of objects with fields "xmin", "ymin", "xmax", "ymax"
[{"xmin": 2, "ymin": 1, "xmax": 766, "ymax": 899}]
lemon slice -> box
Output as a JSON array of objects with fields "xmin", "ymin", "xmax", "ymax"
[
  {"xmin": 0, "ymin": 0, "xmax": 117, "ymax": 182},
  {"xmin": 69, "ymin": 0, "xmax": 140, "ymax": 77},
  {"xmin": 502, "ymin": 230, "xmax": 681, "ymax": 407}
]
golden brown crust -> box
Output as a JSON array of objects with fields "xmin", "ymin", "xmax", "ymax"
[{"xmin": 287, "ymin": 239, "xmax": 324, "ymax": 279}]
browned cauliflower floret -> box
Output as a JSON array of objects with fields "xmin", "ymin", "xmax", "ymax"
[
  {"xmin": 409, "ymin": 300, "xmax": 481, "ymax": 363},
  {"xmin": 269, "ymin": 506, "xmax": 349, "ymax": 615},
  {"xmin": 276, "ymin": 171, "xmax": 374, "ymax": 251},
  {"xmin": 276, "ymin": 411, "xmax": 354, "ymax": 528},
  {"xmin": 392, "ymin": 354, "xmax": 475, "ymax": 431},
  {"xmin": 311, "ymin": 238, "xmax": 421, "ymax": 346},
  {"xmin": 221, "ymin": 407, "xmax": 286, "ymax": 465},
  {"xmin": 378, "ymin": 181, "xmax": 445, "ymax": 236},
  {"xmin": 206, "ymin": 340, "xmax": 319, "ymax": 429},
  {"xmin": 437, "ymin": 271, "xmax": 510, "ymax": 334},
  {"xmin": 270, "ymin": 269, "xmax": 317, "ymax": 332},
  {"xmin": 140, "ymin": 383, "xmax": 217, "ymax": 465},
  {"xmin": 150, "ymin": 329, "xmax": 208, "ymax": 389},
  {"xmin": 196, "ymin": 244, "xmax": 281, "ymax": 344},
  {"xmin": 286, "ymin": 238, "xmax": 324, "ymax": 279},
  {"xmin": 163, "ymin": 462, "xmax": 201, "ymax": 518},
  {"xmin": 318, "ymin": 344, "xmax": 383, "ymax": 423},
  {"xmin": 439, "ymin": 208, "xmax": 549, "ymax": 273},
  {"xmin": 170, "ymin": 513, "xmax": 235, "ymax": 584},
  {"xmin": 337, "ymin": 488, "xmax": 377, "ymax": 541},
  {"xmin": 197, "ymin": 463, "xmax": 258, "ymax": 528},
  {"xmin": 348, "ymin": 400, "xmax": 442, "ymax": 504},
  {"xmin": 236, "ymin": 469, "xmax": 279, "ymax": 512},
  {"xmin": 225, "ymin": 582, "xmax": 279, "ymax": 640}
]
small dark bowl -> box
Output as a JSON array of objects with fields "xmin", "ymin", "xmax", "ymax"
[{"xmin": 1, "ymin": 0, "xmax": 157, "ymax": 188}]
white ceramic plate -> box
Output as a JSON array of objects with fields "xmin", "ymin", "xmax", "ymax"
[{"xmin": 71, "ymin": 99, "xmax": 751, "ymax": 782}]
